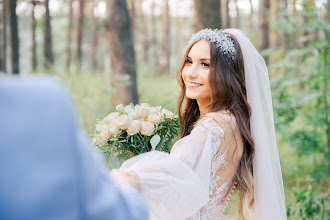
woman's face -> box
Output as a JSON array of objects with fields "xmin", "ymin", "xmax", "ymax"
[{"xmin": 182, "ymin": 40, "xmax": 211, "ymax": 106}]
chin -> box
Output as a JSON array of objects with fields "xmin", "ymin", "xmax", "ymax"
[{"xmin": 185, "ymin": 91, "xmax": 199, "ymax": 100}]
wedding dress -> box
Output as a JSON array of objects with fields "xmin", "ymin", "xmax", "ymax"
[
  {"xmin": 120, "ymin": 29, "xmax": 287, "ymax": 220},
  {"xmin": 120, "ymin": 112, "xmax": 243, "ymax": 220}
]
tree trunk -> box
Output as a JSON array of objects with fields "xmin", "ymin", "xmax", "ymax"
[
  {"xmin": 8, "ymin": 0, "xmax": 19, "ymax": 74},
  {"xmin": 76, "ymin": 0, "xmax": 85, "ymax": 69},
  {"xmin": 302, "ymin": 1, "xmax": 314, "ymax": 48},
  {"xmin": 292, "ymin": 0, "xmax": 297, "ymax": 49},
  {"xmin": 234, "ymin": 0, "xmax": 239, "ymax": 29},
  {"xmin": 275, "ymin": 0, "xmax": 281, "ymax": 48},
  {"xmin": 160, "ymin": 0, "xmax": 170, "ymax": 75},
  {"xmin": 43, "ymin": 0, "xmax": 53, "ymax": 68},
  {"xmin": 221, "ymin": 0, "xmax": 230, "ymax": 29},
  {"xmin": 105, "ymin": 0, "xmax": 138, "ymax": 105},
  {"xmin": 127, "ymin": 0, "xmax": 135, "ymax": 47},
  {"xmin": 269, "ymin": 0, "xmax": 279, "ymax": 49},
  {"xmin": 1, "ymin": 0, "xmax": 6, "ymax": 72},
  {"xmin": 249, "ymin": 0, "xmax": 253, "ymax": 35},
  {"xmin": 282, "ymin": 0, "xmax": 289, "ymax": 49},
  {"xmin": 31, "ymin": 1, "xmax": 37, "ymax": 71},
  {"xmin": 193, "ymin": 0, "xmax": 221, "ymax": 31},
  {"xmin": 66, "ymin": 0, "xmax": 73, "ymax": 70},
  {"xmin": 176, "ymin": 16, "xmax": 184, "ymax": 58},
  {"xmin": 225, "ymin": 0, "xmax": 230, "ymax": 28},
  {"xmin": 138, "ymin": 0, "xmax": 149, "ymax": 61},
  {"xmin": 302, "ymin": 15, "xmax": 309, "ymax": 47},
  {"xmin": 150, "ymin": 0, "xmax": 159, "ymax": 68},
  {"xmin": 323, "ymin": 48, "xmax": 330, "ymax": 155},
  {"xmin": 258, "ymin": 0, "xmax": 270, "ymax": 53},
  {"xmin": 91, "ymin": 2, "xmax": 99, "ymax": 73}
]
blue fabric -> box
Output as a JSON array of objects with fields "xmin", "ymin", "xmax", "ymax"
[{"xmin": 0, "ymin": 76, "xmax": 149, "ymax": 220}]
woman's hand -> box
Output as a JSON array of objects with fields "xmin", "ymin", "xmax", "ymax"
[{"xmin": 110, "ymin": 169, "xmax": 141, "ymax": 190}]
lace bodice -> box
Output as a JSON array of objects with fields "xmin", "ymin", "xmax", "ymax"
[
  {"xmin": 120, "ymin": 112, "xmax": 243, "ymax": 220},
  {"xmin": 188, "ymin": 114, "xmax": 242, "ymax": 220}
]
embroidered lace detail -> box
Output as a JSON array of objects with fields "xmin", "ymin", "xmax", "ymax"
[
  {"xmin": 189, "ymin": 115, "xmax": 236, "ymax": 220},
  {"xmin": 192, "ymin": 116, "xmax": 224, "ymax": 155}
]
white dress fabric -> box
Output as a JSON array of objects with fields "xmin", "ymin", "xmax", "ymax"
[{"xmin": 120, "ymin": 113, "xmax": 243, "ymax": 220}]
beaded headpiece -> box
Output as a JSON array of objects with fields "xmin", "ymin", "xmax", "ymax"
[{"xmin": 187, "ymin": 28, "xmax": 236, "ymax": 60}]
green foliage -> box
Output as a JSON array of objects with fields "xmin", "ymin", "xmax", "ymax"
[
  {"xmin": 287, "ymin": 178, "xmax": 329, "ymax": 220},
  {"xmin": 48, "ymin": 70, "xmax": 113, "ymax": 135},
  {"xmin": 270, "ymin": 0, "xmax": 329, "ymax": 218},
  {"xmin": 158, "ymin": 117, "xmax": 180, "ymax": 152}
]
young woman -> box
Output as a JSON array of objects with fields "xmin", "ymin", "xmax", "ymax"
[{"xmin": 111, "ymin": 29, "xmax": 287, "ymax": 220}]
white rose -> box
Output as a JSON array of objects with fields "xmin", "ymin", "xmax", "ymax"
[
  {"xmin": 161, "ymin": 108, "xmax": 174, "ymax": 118},
  {"xmin": 124, "ymin": 105, "xmax": 134, "ymax": 114},
  {"xmin": 100, "ymin": 124, "xmax": 111, "ymax": 139},
  {"xmin": 104, "ymin": 112, "xmax": 119, "ymax": 123},
  {"xmin": 140, "ymin": 103, "xmax": 150, "ymax": 107},
  {"xmin": 115, "ymin": 104, "xmax": 125, "ymax": 113},
  {"xmin": 140, "ymin": 121, "xmax": 155, "ymax": 136},
  {"xmin": 147, "ymin": 113, "xmax": 161, "ymax": 124},
  {"xmin": 138, "ymin": 106, "xmax": 151, "ymax": 118},
  {"xmin": 126, "ymin": 120, "xmax": 141, "ymax": 135},
  {"xmin": 124, "ymin": 105, "xmax": 138, "ymax": 120},
  {"xmin": 95, "ymin": 122, "xmax": 103, "ymax": 133},
  {"xmin": 94, "ymin": 125, "xmax": 110, "ymax": 146},
  {"xmin": 109, "ymin": 121, "xmax": 122, "ymax": 135},
  {"xmin": 127, "ymin": 111, "xmax": 138, "ymax": 120},
  {"xmin": 134, "ymin": 104, "xmax": 140, "ymax": 111},
  {"xmin": 138, "ymin": 118, "xmax": 146, "ymax": 123},
  {"xmin": 150, "ymin": 106, "xmax": 161, "ymax": 114},
  {"xmin": 117, "ymin": 114, "xmax": 131, "ymax": 130},
  {"xmin": 93, "ymin": 135, "xmax": 104, "ymax": 146}
]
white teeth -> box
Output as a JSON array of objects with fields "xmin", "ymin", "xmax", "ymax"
[{"xmin": 187, "ymin": 82, "xmax": 202, "ymax": 87}]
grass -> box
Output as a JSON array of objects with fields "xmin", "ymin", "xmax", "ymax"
[{"xmin": 33, "ymin": 63, "xmax": 180, "ymax": 135}]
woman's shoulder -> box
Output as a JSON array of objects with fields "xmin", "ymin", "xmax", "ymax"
[
  {"xmin": 193, "ymin": 111, "xmax": 233, "ymax": 136},
  {"xmin": 203, "ymin": 110, "xmax": 237, "ymax": 128},
  {"xmin": 199, "ymin": 110, "xmax": 241, "ymax": 136}
]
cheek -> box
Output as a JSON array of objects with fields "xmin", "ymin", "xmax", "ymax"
[
  {"xmin": 181, "ymin": 69, "xmax": 187, "ymax": 81},
  {"xmin": 200, "ymin": 70, "xmax": 210, "ymax": 84}
]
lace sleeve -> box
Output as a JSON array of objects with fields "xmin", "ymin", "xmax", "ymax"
[{"xmin": 189, "ymin": 113, "xmax": 243, "ymax": 220}]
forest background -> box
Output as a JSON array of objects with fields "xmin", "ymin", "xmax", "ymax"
[{"xmin": 1, "ymin": 0, "xmax": 329, "ymax": 219}]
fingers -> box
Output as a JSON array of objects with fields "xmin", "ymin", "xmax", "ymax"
[{"xmin": 109, "ymin": 169, "xmax": 141, "ymax": 191}]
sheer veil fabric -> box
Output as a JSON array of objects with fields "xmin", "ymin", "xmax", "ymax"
[{"xmin": 223, "ymin": 29, "xmax": 287, "ymax": 219}]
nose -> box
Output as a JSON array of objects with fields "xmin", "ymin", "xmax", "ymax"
[{"xmin": 185, "ymin": 65, "xmax": 198, "ymax": 79}]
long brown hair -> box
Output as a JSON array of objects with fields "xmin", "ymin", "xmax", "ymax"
[{"xmin": 176, "ymin": 35, "xmax": 255, "ymax": 219}]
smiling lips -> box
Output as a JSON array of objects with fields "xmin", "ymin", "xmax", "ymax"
[{"xmin": 186, "ymin": 81, "xmax": 203, "ymax": 88}]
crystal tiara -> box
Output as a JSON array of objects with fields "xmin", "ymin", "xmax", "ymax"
[{"xmin": 187, "ymin": 28, "xmax": 236, "ymax": 60}]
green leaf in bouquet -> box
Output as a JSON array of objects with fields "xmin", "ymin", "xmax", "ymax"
[
  {"xmin": 150, "ymin": 134, "xmax": 161, "ymax": 149},
  {"xmin": 109, "ymin": 156, "xmax": 120, "ymax": 169},
  {"xmin": 163, "ymin": 117, "xmax": 172, "ymax": 123},
  {"xmin": 155, "ymin": 137, "xmax": 165, "ymax": 151}
]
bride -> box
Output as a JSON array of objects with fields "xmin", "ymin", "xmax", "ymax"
[{"xmin": 111, "ymin": 29, "xmax": 287, "ymax": 220}]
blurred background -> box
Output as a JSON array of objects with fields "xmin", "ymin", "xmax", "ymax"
[{"xmin": 0, "ymin": 0, "xmax": 329, "ymax": 218}]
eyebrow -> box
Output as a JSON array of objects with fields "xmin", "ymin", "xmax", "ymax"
[{"xmin": 187, "ymin": 56, "xmax": 210, "ymax": 61}]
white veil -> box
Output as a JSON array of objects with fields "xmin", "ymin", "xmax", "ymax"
[{"xmin": 223, "ymin": 29, "xmax": 287, "ymax": 219}]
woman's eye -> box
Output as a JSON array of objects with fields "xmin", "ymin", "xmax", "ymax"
[
  {"xmin": 185, "ymin": 59, "xmax": 192, "ymax": 64},
  {"xmin": 202, "ymin": 62, "xmax": 210, "ymax": 67}
]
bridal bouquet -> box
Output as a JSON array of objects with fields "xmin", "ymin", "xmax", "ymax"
[{"xmin": 93, "ymin": 103, "xmax": 179, "ymax": 162}]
